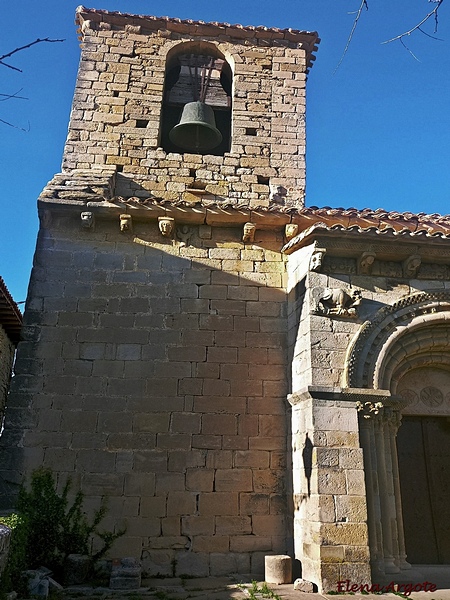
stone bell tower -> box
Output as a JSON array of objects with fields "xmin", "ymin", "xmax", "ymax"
[{"xmin": 0, "ymin": 6, "xmax": 320, "ymax": 581}]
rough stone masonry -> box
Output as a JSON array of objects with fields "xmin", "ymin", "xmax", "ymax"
[{"xmin": 3, "ymin": 6, "xmax": 450, "ymax": 594}]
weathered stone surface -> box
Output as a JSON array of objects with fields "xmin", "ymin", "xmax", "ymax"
[
  {"xmin": 64, "ymin": 554, "xmax": 91, "ymax": 585},
  {"xmin": 109, "ymin": 557, "xmax": 142, "ymax": 590},
  {"xmin": 293, "ymin": 578, "xmax": 314, "ymax": 592},
  {"xmin": 265, "ymin": 555, "xmax": 292, "ymax": 584}
]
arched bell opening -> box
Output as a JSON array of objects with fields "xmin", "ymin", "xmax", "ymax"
[{"xmin": 160, "ymin": 42, "xmax": 232, "ymax": 156}]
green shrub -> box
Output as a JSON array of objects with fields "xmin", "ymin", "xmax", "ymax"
[
  {"xmin": 1, "ymin": 467, "xmax": 125, "ymax": 589},
  {"xmin": 0, "ymin": 513, "xmax": 29, "ymax": 593}
]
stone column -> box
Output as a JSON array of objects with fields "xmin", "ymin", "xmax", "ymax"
[
  {"xmin": 386, "ymin": 409, "xmax": 411, "ymax": 571},
  {"xmin": 289, "ymin": 387, "xmax": 371, "ymax": 593},
  {"xmin": 373, "ymin": 415, "xmax": 400, "ymax": 574},
  {"xmin": 358, "ymin": 418, "xmax": 384, "ymax": 579}
]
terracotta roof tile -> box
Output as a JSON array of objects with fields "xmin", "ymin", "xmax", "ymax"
[{"xmin": 0, "ymin": 277, "xmax": 22, "ymax": 346}]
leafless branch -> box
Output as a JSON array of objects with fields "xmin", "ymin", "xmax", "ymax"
[
  {"xmin": 335, "ymin": 0, "xmax": 369, "ymax": 73},
  {"xmin": 0, "ymin": 116, "xmax": 30, "ymax": 132},
  {"xmin": 399, "ymin": 38, "xmax": 421, "ymax": 61},
  {"xmin": 0, "ymin": 38, "xmax": 64, "ymax": 72},
  {"xmin": 382, "ymin": 0, "xmax": 444, "ymax": 45},
  {"xmin": 0, "ymin": 89, "xmax": 28, "ymax": 102}
]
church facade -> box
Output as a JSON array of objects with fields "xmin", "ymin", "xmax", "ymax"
[{"xmin": 1, "ymin": 7, "xmax": 449, "ymax": 592}]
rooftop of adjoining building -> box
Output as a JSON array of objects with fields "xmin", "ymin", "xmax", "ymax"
[{"xmin": 0, "ymin": 276, "xmax": 22, "ymax": 346}]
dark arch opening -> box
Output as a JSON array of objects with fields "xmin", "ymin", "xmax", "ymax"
[{"xmin": 160, "ymin": 43, "xmax": 232, "ymax": 156}]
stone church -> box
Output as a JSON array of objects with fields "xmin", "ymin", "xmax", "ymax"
[{"xmin": 1, "ymin": 6, "xmax": 449, "ymax": 592}]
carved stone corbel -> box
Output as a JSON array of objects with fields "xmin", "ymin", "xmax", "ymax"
[
  {"xmin": 177, "ymin": 225, "xmax": 193, "ymax": 247},
  {"xmin": 358, "ymin": 251, "xmax": 376, "ymax": 275},
  {"xmin": 81, "ymin": 211, "xmax": 94, "ymax": 229},
  {"xmin": 242, "ymin": 222, "xmax": 256, "ymax": 243},
  {"xmin": 284, "ymin": 223, "xmax": 299, "ymax": 241},
  {"xmin": 402, "ymin": 254, "xmax": 421, "ymax": 278},
  {"xmin": 309, "ymin": 247, "xmax": 326, "ymax": 272},
  {"xmin": 120, "ymin": 214, "xmax": 132, "ymax": 232},
  {"xmin": 158, "ymin": 216, "xmax": 175, "ymax": 238}
]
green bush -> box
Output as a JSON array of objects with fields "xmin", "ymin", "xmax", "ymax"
[
  {"xmin": 0, "ymin": 513, "xmax": 28, "ymax": 593},
  {"xmin": 0, "ymin": 468, "xmax": 125, "ymax": 589}
]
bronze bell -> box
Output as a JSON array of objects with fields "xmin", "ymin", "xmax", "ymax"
[{"xmin": 169, "ymin": 101, "xmax": 222, "ymax": 152}]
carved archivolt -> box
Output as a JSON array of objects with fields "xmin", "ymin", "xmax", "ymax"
[{"xmin": 344, "ymin": 290, "xmax": 450, "ymax": 389}]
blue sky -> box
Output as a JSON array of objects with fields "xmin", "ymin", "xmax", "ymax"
[{"xmin": 1, "ymin": 0, "xmax": 450, "ymax": 303}]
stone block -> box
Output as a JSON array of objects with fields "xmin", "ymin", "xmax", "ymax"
[
  {"xmin": 175, "ymin": 551, "xmax": 209, "ymax": 577},
  {"xmin": 109, "ymin": 557, "xmax": 141, "ymax": 590},
  {"xmin": 335, "ymin": 495, "xmax": 367, "ymax": 522},
  {"xmin": 265, "ymin": 555, "xmax": 292, "ymax": 584},
  {"xmin": 198, "ymin": 492, "xmax": 239, "ymax": 516},
  {"xmin": 167, "ymin": 491, "xmax": 196, "ymax": 516},
  {"xmin": 181, "ymin": 516, "xmax": 214, "ymax": 536},
  {"xmin": 202, "ymin": 414, "xmax": 236, "ymax": 435},
  {"xmin": 319, "ymin": 545, "xmax": 345, "ymax": 563},
  {"xmin": 293, "ymin": 578, "xmax": 314, "ymax": 592},
  {"xmin": 229, "ymin": 535, "xmax": 272, "ymax": 552},
  {"xmin": 215, "ymin": 469, "xmax": 253, "ymax": 492},
  {"xmin": 186, "ymin": 468, "xmax": 214, "ymax": 492},
  {"xmin": 319, "ymin": 523, "xmax": 369, "ymax": 547},
  {"xmin": 210, "ymin": 552, "xmax": 250, "ymax": 576}
]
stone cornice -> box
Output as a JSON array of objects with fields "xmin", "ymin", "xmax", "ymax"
[
  {"xmin": 75, "ymin": 6, "xmax": 320, "ymax": 71},
  {"xmin": 38, "ymin": 174, "xmax": 450, "ymax": 239}
]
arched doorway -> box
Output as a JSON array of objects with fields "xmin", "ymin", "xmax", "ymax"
[
  {"xmin": 397, "ymin": 367, "xmax": 450, "ymax": 564},
  {"xmin": 344, "ymin": 291, "xmax": 450, "ymax": 578}
]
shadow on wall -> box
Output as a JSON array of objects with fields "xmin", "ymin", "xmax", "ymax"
[{"xmin": 0, "ymin": 215, "xmax": 292, "ymax": 577}]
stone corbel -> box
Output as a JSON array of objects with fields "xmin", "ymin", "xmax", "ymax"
[
  {"xmin": 309, "ymin": 247, "xmax": 326, "ymax": 272},
  {"xmin": 158, "ymin": 216, "xmax": 175, "ymax": 238},
  {"xmin": 81, "ymin": 211, "xmax": 94, "ymax": 229},
  {"xmin": 284, "ymin": 223, "xmax": 299, "ymax": 241},
  {"xmin": 120, "ymin": 214, "xmax": 132, "ymax": 232},
  {"xmin": 402, "ymin": 254, "xmax": 421, "ymax": 278},
  {"xmin": 177, "ymin": 225, "xmax": 193, "ymax": 247},
  {"xmin": 242, "ymin": 222, "xmax": 256, "ymax": 243},
  {"xmin": 358, "ymin": 251, "xmax": 376, "ymax": 275}
]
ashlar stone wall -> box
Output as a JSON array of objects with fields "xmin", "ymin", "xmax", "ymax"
[{"xmin": 2, "ymin": 212, "xmax": 289, "ymax": 577}]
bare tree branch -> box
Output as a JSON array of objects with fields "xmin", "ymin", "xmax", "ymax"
[
  {"xmin": 0, "ymin": 116, "xmax": 29, "ymax": 132},
  {"xmin": 336, "ymin": 0, "xmax": 445, "ymax": 70},
  {"xmin": 399, "ymin": 37, "xmax": 421, "ymax": 61},
  {"xmin": 0, "ymin": 38, "xmax": 64, "ymax": 72},
  {"xmin": 0, "ymin": 89, "xmax": 28, "ymax": 102},
  {"xmin": 335, "ymin": 0, "xmax": 369, "ymax": 73},
  {"xmin": 382, "ymin": 0, "xmax": 444, "ymax": 45}
]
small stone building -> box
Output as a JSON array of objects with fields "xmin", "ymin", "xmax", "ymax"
[{"xmin": 1, "ymin": 6, "xmax": 450, "ymax": 592}]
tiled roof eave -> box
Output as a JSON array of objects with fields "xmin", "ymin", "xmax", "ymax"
[{"xmin": 0, "ymin": 277, "xmax": 22, "ymax": 346}]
